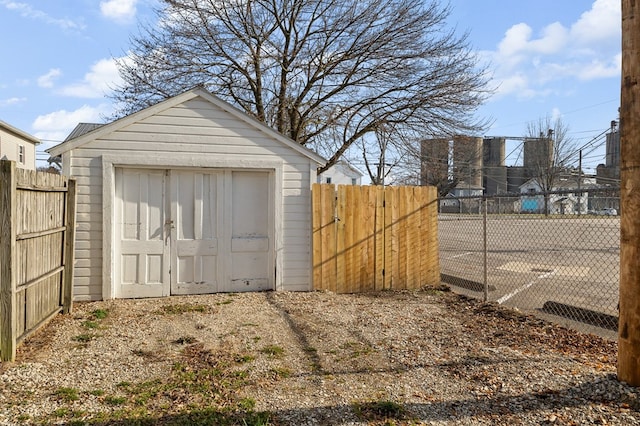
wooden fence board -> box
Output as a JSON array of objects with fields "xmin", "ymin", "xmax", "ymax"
[
  {"xmin": 0, "ymin": 160, "xmax": 75, "ymax": 361},
  {"xmin": 312, "ymin": 184, "xmax": 323, "ymax": 290},
  {"xmin": 344, "ymin": 186, "xmax": 354, "ymax": 293},
  {"xmin": 0, "ymin": 161, "xmax": 17, "ymax": 361},
  {"xmin": 312, "ymin": 184, "xmax": 439, "ymax": 293},
  {"xmin": 374, "ymin": 186, "xmax": 385, "ymax": 291},
  {"xmin": 336, "ymin": 186, "xmax": 346, "ymax": 293}
]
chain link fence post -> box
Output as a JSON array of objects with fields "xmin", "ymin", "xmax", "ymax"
[{"xmin": 483, "ymin": 196, "xmax": 488, "ymax": 302}]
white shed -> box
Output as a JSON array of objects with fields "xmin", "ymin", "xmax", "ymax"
[{"xmin": 48, "ymin": 87, "xmax": 325, "ymax": 301}]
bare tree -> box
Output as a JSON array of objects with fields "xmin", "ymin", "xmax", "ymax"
[
  {"xmin": 111, "ymin": 0, "xmax": 490, "ymax": 172},
  {"xmin": 524, "ymin": 116, "xmax": 577, "ymax": 215},
  {"xmin": 359, "ymin": 121, "xmax": 417, "ymax": 185}
]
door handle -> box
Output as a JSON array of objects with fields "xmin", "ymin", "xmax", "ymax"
[{"xmin": 165, "ymin": 220, "xmax": 174, "ymax": 244}]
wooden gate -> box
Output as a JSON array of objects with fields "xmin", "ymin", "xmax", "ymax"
[
  {"xmin": 312, "ymin": 184, "xmax": 439, "ymax": 293},
  {"xmin": 0, "ymin": 160, "xmax": 76, "ymax": 361}
]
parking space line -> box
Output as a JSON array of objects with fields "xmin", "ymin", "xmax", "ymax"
[
  {"xmin": 497, "ymin": 270, "xmax": 556, "ymax": 304},
  {"xmin": 445, "ymin": 251, "xmax": 474, "ymax": 260}
]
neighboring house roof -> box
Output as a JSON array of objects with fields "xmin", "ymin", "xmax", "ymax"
[
  {"xmin": 0, "ymin": 120, "xmax": 41, "ymax": 145},
  {"xmin": 47, "ymin": 87, "xmax": 326, "ymax": 165},
  {"xmin": 330, "ymin": 160, "xmax": 363, "ymax": 178},
  {"xmin": 64, "ymin": 123, "xmax": 104, "ymax": 142},
  {"xmin": 519, "ymin": 179, "xmax": 541, "ymax": 190},
  {"xmin": 520, "ymin": 176, "xmax": 593, "ymax": 191}
]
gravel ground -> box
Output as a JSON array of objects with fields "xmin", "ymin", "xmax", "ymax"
[{"xmin": 0, "ymin": 286, "xmax": 638, "ymax": 425}]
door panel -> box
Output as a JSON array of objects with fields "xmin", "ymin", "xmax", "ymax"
[
  {"xmin": 171, "ymin": 171, "xmax": 222, "ymax": 295},
  {"xmin": 115, "ymin": 168, "xmax": 273, "ymax": 298},
  {"xmin": 229, "ymin": 171, "xmax": 272, "ymax": 292},
  {"xmin": 115, "ymin": 169, "xmax": 169, "ymax": 298}
]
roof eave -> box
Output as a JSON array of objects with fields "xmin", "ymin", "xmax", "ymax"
[{"xmin": 0, "ymin": 120, "xmax": 41, "ymax": 145}]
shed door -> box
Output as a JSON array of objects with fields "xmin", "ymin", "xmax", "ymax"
[
  {"xmin": 115, "ymin": 169, "xmax": 169, "ymax": 298},
  {"xmin": 170, "ymin": 171, "xmax": 223, "ymax": 295},
  {"xmin": 229, "ymin": 171, "xmax": 273, "ymax": 292},
  {"xmin": 115, "ymin": 168, "xmax": 273, "ymax": 298}
]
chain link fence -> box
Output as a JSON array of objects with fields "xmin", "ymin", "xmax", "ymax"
[{"xmin": 438, "ymin": 188, "xmax": 620, "ymax": 339}]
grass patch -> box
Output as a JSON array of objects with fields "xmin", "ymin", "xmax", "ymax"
[
  {"xmin": 269, "ymin": 367, "xmax": 292, "ymax": 379},
  {"xmin": 157, "ymin": 303, "xmax": 209, "ymax": 315},
  {"xmin": 54, "ymin": 387, "xmax": 79, "ymax": 402},
  {"xmin": 53, "ymin": 408, "xmax": 69, "ymax": 417},
  {"xmin": 91, "ymin": 309, "xmax": 108, "ymax": 320},
  {"xmin": 235, "ymin": 354, "xmax": 255, "ymax": 363},
  {"xmin": 73, "ymin": 333, "xmax": 97, "ymax": 344},
  {"xmin": 41, "ymin": 344, "xmax": 273, "ymax": 425},
  {"xmin": 82, "ymin": 320, "xmax": 99, "ymax": 329},
  {"xmin": 260, "ymin": 345, "xmax": 285, "ymax": 358},
  {"xmin": 104, "ymin": 395, "xmax": 127, "ymax": 406}
]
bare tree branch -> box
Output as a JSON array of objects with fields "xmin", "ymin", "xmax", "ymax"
[{"xmin": 110, "ymin": 0, "xmax": 491, "ymax": 172}]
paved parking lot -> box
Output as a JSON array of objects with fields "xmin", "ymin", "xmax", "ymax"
[{"xmin": 439, "ymin": 215, "xmax": 620, "ymax": 337}]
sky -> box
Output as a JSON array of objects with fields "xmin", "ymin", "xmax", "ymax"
[{"xmin": 0, "ymin": 0, "xmax": 621, "ymax": 174}]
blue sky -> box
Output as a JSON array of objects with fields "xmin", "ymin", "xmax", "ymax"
[{"xmin": 0, "ymin": 0, "xmax": 621, "ymax": 174}]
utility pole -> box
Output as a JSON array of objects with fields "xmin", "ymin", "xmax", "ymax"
[{"xmin": 618, "ymin": 0, "xmax": 640, "ymax": 386}]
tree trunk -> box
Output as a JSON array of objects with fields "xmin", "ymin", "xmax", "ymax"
[{"xmin": 618, "ymin": 0, "xmax": 640, "ymax": 386}]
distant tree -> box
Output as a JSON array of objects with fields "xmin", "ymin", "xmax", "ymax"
[
  {"xmin": 524, "ymin": 116, "xmax": 577, "ymax": 215},
  {"xmin": 359, "ymin": 121, "xmax": 414, "ymax": 186},
  {"xmin": 39, "ymin": 156, "xmax": 61, "ymax": 174},
  {"xmin": 111, "ymin": 0, "xmax": 490, "ymax": 172}
]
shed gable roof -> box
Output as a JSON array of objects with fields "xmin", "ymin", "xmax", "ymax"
[{"xmin": 47, "ymin": 87, "xmax": 325, "ymax": 165}]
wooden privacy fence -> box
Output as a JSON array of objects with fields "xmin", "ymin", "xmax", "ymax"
[
  {"xmin": 0, "ymin": 160, "xmax": 76, "ymax": 361},
  {"xmin": 312, "ymin": 184, "xmax": 439, "ymax": 293}
]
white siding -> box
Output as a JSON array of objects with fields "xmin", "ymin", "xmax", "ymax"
[
  {"xmin": 67, "ymin": 97, "xmax": 315, "ymax": 300},
  {"xmin": 0, "ymin": 128, "xmax": 38, "ymax": 170}
]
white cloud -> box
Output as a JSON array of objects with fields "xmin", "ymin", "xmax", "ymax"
[
  {"xmin": 570, "ymin": 0, "xmax": 621, "ymax": 46},
  {"xmin": 100, "ymin": 0, "xmax": 138, "ymax": 24},
  {"xmin": 497, "ymin": 23, "xmax": 532, "ymax": 57},
  {"xmin": 497, "ymin": 22, "xmax": 568, "ymax": 58},
  {"xmin": 528, "ymin": 22, "xmax": 569, "ymax": 55},
  {"xmin": 551, "ymin": 107, "xmax": 562, "ymax": 121},
  {"xmin": 58, "ymin": 58, "xmax": 122, "ymax": 98},
  {"xmin": 37, "ymin": 68, "xmax": 62, "ymax": 88},
  {"xmin": 32, "ymin": 104, "xmax": 111, "ymax": 150},
  {"xmin": 578, "ymin": 53, "xmax": 622, "ymax": 81},
  {"xmin": 0, "ymin": 97, "xmax": 27, "ymax": 107},
  {"xmin": 0, "ymin": 0, "xmax": 85, "ymax": 30},
  {"xmin": 487, "ymin": 0, "xmax": 620, "ymax": 100}
]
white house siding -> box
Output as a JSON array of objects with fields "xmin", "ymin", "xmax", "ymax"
[
  {"xmin": 0, "ymin": 121, "xmax": 39, "ymax": 170},
  {"xmin": 64, "ymin": 96, "xmax": 319, "ymax": 301}
]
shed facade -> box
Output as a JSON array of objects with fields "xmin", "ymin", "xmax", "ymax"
[{"xmin": 48, "ymin": 88, "xmax": 324, "ymax": 301}]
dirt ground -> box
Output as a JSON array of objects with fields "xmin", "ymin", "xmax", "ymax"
[{"xmin": 0, "ymin": 285, "xmax": 638, "ymax": 425}]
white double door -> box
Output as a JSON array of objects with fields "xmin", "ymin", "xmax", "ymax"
[{"xmin": 115, "ymin": 168, "xmax": 273, "ymax": 298}]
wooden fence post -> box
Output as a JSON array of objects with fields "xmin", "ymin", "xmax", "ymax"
[
  {"xmin": 62, "ymin": 179, "xmax": 76, "ymax": 314},
  {"xmin": 0, "ymin": 160, "xmax": 17, "ymax": 361}
]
